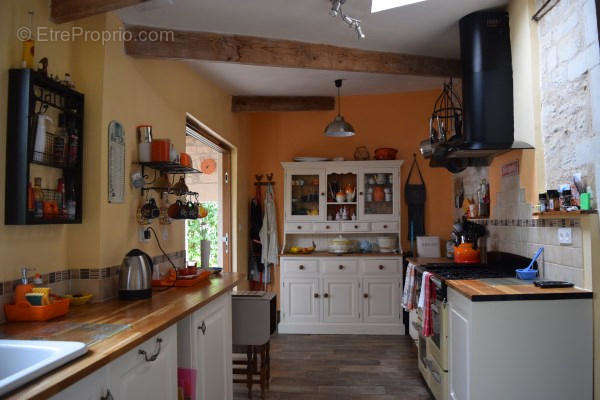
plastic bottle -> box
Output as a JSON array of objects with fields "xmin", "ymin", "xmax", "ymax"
[{"xmin": 32, "ymin": 177, "xmax": 43, "ymax": 219}]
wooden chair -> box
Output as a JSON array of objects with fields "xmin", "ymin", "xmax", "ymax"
[{"xmin": 233, "ymin": 342, "xmax": 270, "ymax": 399}]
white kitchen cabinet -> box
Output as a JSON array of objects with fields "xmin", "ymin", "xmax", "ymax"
[
  {"xmin": 49, "ymin": 367, "xmax": 110, "ymax": 400},
  {"xmin": 178, "ymin": 292, "xmax": 233, "ymax": 400},
  {"xmin": 280, "ymin": 257, "xmax": 403, "ymax": 334},
  {"xmin": 448, "ymin": 300, "xmax": 469, "ymax": 400},
  {"xmin": 322, "ymin": 277, "xmax": 360, "ymax": 323},
  {"xmin": 358, "ymin": 167, "xmax": 400, "ymax": 221},
  {"xmin": 284, "ymin": 169, "xmax": 326, "ymax": 221},
  {"xmin": 447, "ymin": 287, "xmax": 593, "ymax": 400},
  {"xmin": 282, "ymin": 278, "xmax": 320, "ymax": 323},
  {"xmin": 108, "ymin": 324, "xmax": 178, "ymax": 400},
  {"xmin": 362, "ymin": 278, "xmax": 400, "ymax": 324}
]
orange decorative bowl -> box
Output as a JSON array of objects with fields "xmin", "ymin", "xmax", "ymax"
[
  {"xmin": 180, "ymin": 153, "xmax": 192, "ymax": 167},
  {"xmin": 454, "ymin": 243, "xmax": 481, "ymax": 264},
  {"xmin": 374, "ymin": 148, "xmax": 398, "ymax": 160}
]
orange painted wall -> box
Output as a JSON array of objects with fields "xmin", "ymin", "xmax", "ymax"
[{"xmin": 246, "ymin": 90, "xmax": 455, "ymax": 252}]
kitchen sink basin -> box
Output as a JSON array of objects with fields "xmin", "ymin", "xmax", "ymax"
[{"xmin": 0, "ymin": 340, "xmax": 87, "ymax": 396}]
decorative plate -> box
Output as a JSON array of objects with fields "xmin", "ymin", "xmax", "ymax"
[{"xmin": 200, "ymin": 158, "xmax": 217, "ymax": 174}]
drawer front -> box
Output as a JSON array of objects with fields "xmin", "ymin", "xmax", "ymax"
[
  {"xmin": 371, "ymin": 222, "xmax": 399, "ymax": 232},
  {"xmin": 285, "ymin": 222, "xmax": 314, "ymax": 233},
  {"xmin": 341, "ymin": 222, "xmax": 371, "ymax": 233},
  {"xmin": 281, "ymin": 260, "xmax": 319, "ymax": 276},
  {"xmin": 362, "ymin": 259, "xmax": 400, "ymax": 275},
  {"xmin": 313, "ymin": 222, "xmax": 340, "ymax": 233},
  {"xmin": 321, "ymin": 259, "xmax": 359, "ymax": 275}
]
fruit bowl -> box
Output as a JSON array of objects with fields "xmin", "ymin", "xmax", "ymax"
[{"xmin": 63, "ymin": 293, "xmax": 93, "ymax": 306}]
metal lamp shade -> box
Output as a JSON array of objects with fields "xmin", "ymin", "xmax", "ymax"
[{"xmin": 324, "ymin": 115, "xmax": 355, "ymax": 137}]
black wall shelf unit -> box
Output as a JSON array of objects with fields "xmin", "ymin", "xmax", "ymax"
[{"xmin": 5, "ymin": 69, "xmax": 84, "ymax": 225}]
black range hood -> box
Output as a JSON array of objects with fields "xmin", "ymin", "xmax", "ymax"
[{"xmin": 422, "ymin": 10, "xmax": 533, "ymax": 173}]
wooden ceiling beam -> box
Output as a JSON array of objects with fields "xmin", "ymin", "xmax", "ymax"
[
  {"xmin": 124, "ymin": 25, "xmax": 461, "ymax": 78},
  {"xmin": 51, "ymin": 0, "xmax": 148, "ymax": 23},
  {"xmin": 232, "ymin": 96, "xmax": 335, "ymax": 113}
]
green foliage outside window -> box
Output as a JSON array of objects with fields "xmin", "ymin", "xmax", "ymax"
[{"xmin": 186, "ymin": 202, "xmax": 219, "ymax": 268}]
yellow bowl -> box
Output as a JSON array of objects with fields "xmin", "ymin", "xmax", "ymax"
[{"xmin": 64, "ymin": 293, "xmax": 93, "ymax": 306}]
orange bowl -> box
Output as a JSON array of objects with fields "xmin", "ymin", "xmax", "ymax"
[
  {"xmin": 180, "ymin": 153, "xmax": 192, "ymax": 167},
  {"xmin": 374, "ymin": 148, "xmax": 398, "ymax": 160}
]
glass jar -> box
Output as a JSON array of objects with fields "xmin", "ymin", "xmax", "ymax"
[
  {"xmin": 560, "ymin": 189, "xmax": 572, "ymax": 210},
  {"xmin": 538, "ymin": 193, "xmax": 547, "ymax": 213},
  {"xmin": 547, "ymin": 190, "xmax": 560, "ymax": 211}
]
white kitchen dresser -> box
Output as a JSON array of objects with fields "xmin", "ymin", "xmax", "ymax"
[{"xmin": 280, "ymin": 160, "xmax": 404, "ymax": 335}]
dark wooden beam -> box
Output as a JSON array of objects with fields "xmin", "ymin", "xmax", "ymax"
[
  {"xmin": 124, "ymin": 25, "xmax": 461, "ymax": 78},
  {"xmin": 232, "ymin": 96, "xmax": 335, "ymax": 113},
  {"xmin": 51, "ymin": 0, "xmax": 148, "ymax": 23}
]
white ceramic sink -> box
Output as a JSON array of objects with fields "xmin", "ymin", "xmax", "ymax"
[{"xmin": 0, "ymin": 340, "xmax": 87, "ymax": 396}]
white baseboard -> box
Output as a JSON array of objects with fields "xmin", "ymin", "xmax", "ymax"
[{"xmin": 277, "ymin": 322, "xmax": 405, "ymax": 335}]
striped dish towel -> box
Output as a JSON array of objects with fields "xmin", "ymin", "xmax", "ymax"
[
  {"xmin": 402, "ymin": 263, "xmax": 417, "ymax": 311},
  {"xmin": 419, "ymin": 272, "xmax": 435, "ymax": 337}
]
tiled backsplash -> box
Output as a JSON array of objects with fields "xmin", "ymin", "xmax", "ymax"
[
  {"xmin": 0, "ymin": 250, "xmax": 186, "ymax": 323},
  {"xmin": 478, "ymin": 170, "xmax": 587, "ymax": 288}
]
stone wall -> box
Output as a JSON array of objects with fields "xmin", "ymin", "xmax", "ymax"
[
  {"xmin": 537, "ymin": 0, "xmax": 600, "ymax": 194},
  {"xmin": 185, "ymin": 136, "xmax": 220, "ymax": 202}
]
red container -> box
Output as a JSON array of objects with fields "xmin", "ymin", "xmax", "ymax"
[
  {"xmin": 374, "ymin": 148, "xmax": 398, "ymax": 160},
  {"xmin": 151, "ymin": 139, "xmax": 171, "ymax": 162}
]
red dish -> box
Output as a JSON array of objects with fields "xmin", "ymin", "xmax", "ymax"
[{"xmin": 374, "ymin": 148, "xmax": 398, "ymax": 160}]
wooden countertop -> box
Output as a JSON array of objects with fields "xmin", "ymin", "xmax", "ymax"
[
  {"xmin": 0, "ymin": 273, "xmax": 244, "ymax": 400},
  {"xmin": 280, "ymin": 251, "xmax": 402, "ymax": 258},
  {"xmin": 446, "ymin": 278, "xmax": 592, "ymax": 302}
]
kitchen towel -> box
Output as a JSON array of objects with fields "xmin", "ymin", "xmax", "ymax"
[
  {"xmin": 419, "ymin": 272, "xmax": 435, "ymax": 337},
  {"xmin": 402, "ymin": 263, "xmax": 417, "ymax": 311},
  {"xmin": 259, "ymin": 183, "xmax": 279, "ymax": 284}
]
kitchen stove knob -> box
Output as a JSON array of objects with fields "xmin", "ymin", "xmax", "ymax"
[
  {"xmin": 299, "ymin": 265, "xmax": 305, "ymax": 270},
  {"xmin": 378, "ymin": 265, "xmax": 385, "ymax": 270},
  {"xmin": 323, "ymin": 293, "xmax": 329, "ymax": 298},
  {"xmin": 363, "ymin": 293, "xmax": 369, "ymax": 298},
  {"xmin": 314, "ymin": 293, "xmax": 320, "ymax": 298},
  {"xmin": 338, "ymin": 265, "xmax": 344, "ymax": 270}
]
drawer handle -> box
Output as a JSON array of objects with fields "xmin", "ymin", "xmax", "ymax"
[
  {"xmin": 299, "ymin": 265, "xmax": 305, "ymax": 270},
  {"xmin": 314, "ymin": 293, "xmax": 320, "ymax": 298},
  {"xmin": 297, "ymin": 225, "xmax": 302, "ymax": 230},
  {"xmin": 323, "ymin": 293, "xmax": 329, "ymax": 298},
  {"xmin": 363, "ymin": 293, "xmax": 369, "ymax": 298},
  {"xmin": 101, "ymin": 390, "xmax": 114, "ymax": 400},
  {"xmin": 354, "ymin": 225, "xmax": 359, "ymax": 229},
  {"xmin": 359, "ymin": 192, "xmax": 363, "ymax": 195},
  {"xmin": 379, "ymin": 265, "xmax": 385, "ymax": 270},
  {"xmin": 383, "ymin": 224, "xmax": 388, "ymax": 229},
  {"xmin": 338, "ymin": 265, "xmax": 344, "ymax": 270},
  {"xmin": 138, "ymin": 338, "xmax": 162, "ymax": 362},
  {"xmin": 198, "ymin": 321, "xmax": 207, "ymax": 335},
  {"xmin": 326, "ymin": 225, "xmax": 330, "ymax": 229},
  {"xmin": 321, "ymin": 192, "xmax": 325, "ymax": 196}
]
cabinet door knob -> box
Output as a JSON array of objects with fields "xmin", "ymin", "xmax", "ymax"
[
  {"xmin": 338, "ymin": 265, "xmax": 344, "ymax": 270},
  {"xmin": 198, "ymin": 321, "xmax": 207, "ymax": 335},
  {"xmin": 363, "ymin": 293, "xmax": 369, "ymax": 298},
  {"xmin": 321, "ymin": 192, "xmax": 325, "ymax": 196},
  {"xmin": 299, "ymin": 265, "xmax": 305, "ymax": 270},
  {"xmin": 383, "ymin": 225, "xmax": 388, "ymax": 229},
  {"xmin": 354, "ymin": 225, "xmax": 359, "ymax": 229},
  {"xmin": 297, "ymin": 225, "xmax": 302, "ymax": 230},
  {"xmin": 138, "ymin": 338, "xmax": 162, "ymax": 362},
  {"xmin": 326, "ymin": 225, "xmax": 330, "ymax": 229},
  {"xmin": 314, "ymin": 293, "xmax": 320, "ymax": 298},
  {"xmin": 379, "ymin": 265, "xmax": 385, "ymax": 270},
  {"xmin": 323, "ymin": 293, "xmax": 329, "ymax": 298},
  {"xmin": 359, "ymin": 192, "xmax": 364, "ymax": 195}
]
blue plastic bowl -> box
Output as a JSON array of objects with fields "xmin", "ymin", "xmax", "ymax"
[{"xmin": 516, "ymin": 269, "xmax": 538, "ymax": 280}]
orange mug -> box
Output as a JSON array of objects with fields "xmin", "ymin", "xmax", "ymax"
[
  {"xmin": 180, "ymin": 152, "xmax": 192, "ymax": 167},
  {"xmin": 151, "ymin": 139, "xmax": 170, "ymax": 162}
]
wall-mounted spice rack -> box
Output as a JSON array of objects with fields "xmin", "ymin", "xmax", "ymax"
[
  {"xmin": 5, "ymin": 69, "xmax": 84, "ymax": 225},
  {"xmin": 533, "ymin": 210, "xmax": 597, "ymax": 217}
]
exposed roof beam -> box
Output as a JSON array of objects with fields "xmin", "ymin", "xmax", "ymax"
[
  {"xmin": 232, "ymin": 96, "xmax": 335, "ymax": 113},
  {"xmin": 124, "ymin": 25, "xmax": 461, "ymax": 78},
  {"xmin": 51, "ymin": 0, "xmax": 148, "ymax": 23}
]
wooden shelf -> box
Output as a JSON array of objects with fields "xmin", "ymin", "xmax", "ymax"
[
  {"xmin": 327, "ymin": 202, "xmax": 357, "ymax": 205},
  {"xmin": 533, "ymin": 210, "xmax": 597, "ymax": 217},
  {"xmin": 138, "ymin": 161, "xmax": 201, "ymax": 174}
]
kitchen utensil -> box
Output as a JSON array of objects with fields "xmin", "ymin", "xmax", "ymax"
[
  {"xmin": 374, "ymin": 148, "xmax": 398, "ymax": 160},
  {"xmin": 172, "ymin": 176, "xmax": 189, "ymax": 196},
  {"xmin": 119, "ymin": 249, "xmax": 153, "ymax": 299},
  {"xmin": 169, "ymin": 143, "xmax": 179, "ymax": 163},
  {"xmin": 516, "ymin": 247, "xmax": 543, "ymax": 280},
  {"xmin": 454, "ymin": 243, "xmax": 481, "ymax": 264},
  {"xmin": 151, "ymin": 139, "xmax": 170, "ymax": 162},
  {"xmin": 336, "ymin": 190, "xmax": 346, "ymax": 203},
  {"xmin": 328, "ymin": 235, "xmax": 353, "ymax": 254},
  {"xmin": 141, "ymin": 198, "xmax": 160, "ymax": 219},
  {"xmin": 168, "ymin": 200, "xmax": 182, "ymax": 219},
  {"xmin": 533, "ymin": 281, "xmax": 574, "ymax": 288},
  {"xmin": 180, "ymin": 152, "xmax": 192, "ymax": 167}
]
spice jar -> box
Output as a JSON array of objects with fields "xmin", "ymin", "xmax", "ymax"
[
  {"xmin": 560, "ymin": 189, "xmax": 572, "ymax": 211},
  {"xmin": 538, "ymin": 193, "xmax": 547, "ymax": 213},
  {"xmin": 547, "ymin": 190, "xmax": 560, "ymax": 211}
]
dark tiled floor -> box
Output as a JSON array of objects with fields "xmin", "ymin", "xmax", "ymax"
[{"xmin": 233, "ymin": 334, "xmax": 433, "ymax": 400}]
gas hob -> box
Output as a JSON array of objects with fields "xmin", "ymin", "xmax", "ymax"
[{"xmin": 422, "ymin": 263, "xmax": 516, "ymax": 281}]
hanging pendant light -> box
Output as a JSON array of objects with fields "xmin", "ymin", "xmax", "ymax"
[{"xmin": 324, "ymin": 79, "xmax": 355, "ymax": 137}]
